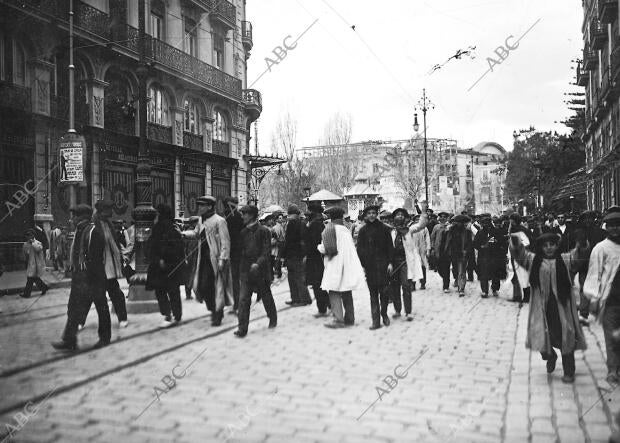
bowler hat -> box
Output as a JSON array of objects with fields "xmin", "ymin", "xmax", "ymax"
[{"xmin": 287, "ymin": 204, "xmax": 300, "ymax": 215}]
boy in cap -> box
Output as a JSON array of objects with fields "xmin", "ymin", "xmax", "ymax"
[{"xmin": 234, "ymin": 205, "xmax": 277, "ymax": 337}]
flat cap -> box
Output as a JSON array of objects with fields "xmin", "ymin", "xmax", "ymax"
[
  {"xmin": 437, "ymin": 211, "xmax": 450, "ymax": 217},
  {"xmin": 239, "ymin": 205, "xmax": 258, "ymax": 218},
  {"xmin": 536, "ymin": 232, "xmax": 561, "ymax": 245},
  {"xmin": 362, "ymin": 205, "xmax": 380, "ymax": 215},
  {"xmin": 197, "ymin": 195, "xmax": 216, "ymax": 205}
]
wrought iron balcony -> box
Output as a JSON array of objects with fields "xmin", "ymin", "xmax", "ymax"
[
  {"xmin": 583, "ymin": 48, "xmax": 599, "ymax": 70},
  {"xmin": 0, "ymin": 82, "xmax": 31, "ymax": 113},
  {"xmin": 576, "ymin": 64, "xmax": 589, "ymax": 86},
  {"xmin": 212, "ymin": 140, "xmax": 230, "ymax": 157},
  {"xmin": 242, "ymin": 21, "xmax": 253, "ymax": 51},
  {"xmin": 591, "ymin": 19, "xmax": 608, "ymax": 50},
  {"xmin": 243, "ymin": 89, "xmax": 262, "ymax": 122},
  {"xmin": 183, "ymin": 131, "xmax": 203, "ymax": 151},
  {"xmin": 599, "ymin": 0, "xmax": 618, "ymax": 24},
  {"xmin": 207, "ymin": 0, "xmax": 236, "ymax": 30},
  {"xmin": 147, "ymin": 122, "xmax": 172, "ymax": 145}
]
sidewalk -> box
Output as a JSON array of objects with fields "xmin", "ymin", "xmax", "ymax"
[{"xmin": 0, "ymin": 268, "xmax": 72, "ymax": 296}]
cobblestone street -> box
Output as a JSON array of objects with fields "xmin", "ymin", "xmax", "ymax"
[{"xmin": 0, "ymin": 272, "xmax": 618, "ymax": 443}]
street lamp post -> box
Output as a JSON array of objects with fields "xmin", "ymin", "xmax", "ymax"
[{"xmin": 414, "ymin": 89, "xmax": 434, "ymax": 204}]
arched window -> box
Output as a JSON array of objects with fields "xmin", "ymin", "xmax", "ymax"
[
  {"xmin": 184, "ymin": 98, "xmax": 200, "ymax": 134},
  {"xmin": 148, "ymin": 85, "xmax": 169, "ymax": 125},
  {"xmin": 212, "ymin": 109, "xmax": 228, "ymax": 141}
]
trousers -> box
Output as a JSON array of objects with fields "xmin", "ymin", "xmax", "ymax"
[
  {"xmin": 286, "ymin": 257, "xmax": 311, "ymax": 303},
  {"xmin": 237, "ymin": 276, "xmax": 277, "ymax": 335},
  {"xmin": 156, "ymin": 281, "xmax": 182, "ymax": 321},
  {"xmin": 329, "ymin": 291, "xmax": 354, "ymax": 325},
  {"xmin": 369, "ymin": 284, "xmax": 389, "ymax": 326},
  {"xmin": 62, "ymin": 273, "xmax": 111, "ymax": 345}
]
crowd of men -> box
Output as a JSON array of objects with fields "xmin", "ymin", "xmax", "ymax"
[{"xmin": 14, "ymin": 195, "xmax": 620, "ymax": 386}]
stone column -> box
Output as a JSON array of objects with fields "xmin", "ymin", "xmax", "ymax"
[
  {"xmin": 29, "ymin": 59, "xmax": 53, "ymax": 116},
  {"xmin": 206, "ymin": 163, "xmax": 212, "ymax": 195},
  {"xmin": 171, "ymin": 106, "xmax": 185, "ymax": 147},
  {"xmin": 85, "ymin": 79, "xmax": 108, "ymax": 128}
]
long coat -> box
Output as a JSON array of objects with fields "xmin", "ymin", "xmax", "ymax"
[
  {"xmin": 410, "ymin": 226, "xmax": 431, "ymax": 269},
  {"xmin": 146, "ymin": 220, "xmax": 186, "ymax": 290},
  {"xmin": 356, "ymin": 219, "xmax": 394, "ymax": 288},
  {"xmin": 185, "ymin": 213, "xmax": 233, "ymax": 311},
  {"xmin": 239, "ymin": 222, "xmax": 272, "ymax": 284},
  {"xmin": 511, "ymin": 239, "xmax": 587, "ymax": 354},
  {"xmin": 391, "ymin": 228, "xmax": 423, "ymax": 281},
  {"xmin": 23, "ymin": 239, "xmax": 45, "ymax": 278},
  {"xmin": 473, "ymin": 226, "xmax": 508, "ymax": 281},
  {"xmin": 319, "ymin": 223, "xmax": 368, "ymax": 294},
  {"xmin": 305, "ymin": 217, "xmax": 325, "ymax": 287}
]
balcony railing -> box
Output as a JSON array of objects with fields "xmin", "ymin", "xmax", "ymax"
[
  {"xmin": 146, "ymin": 36, "xmax": 242, "ymax": 98},
  {"xmin": 207, "ymin": 0, "xmax": 236, "ymax": 29},
  {"xmin": 584, "ymin": 48, "xmax": 599, "ymax": 70},
  {"xmin": 212, "ymin": 140, "xmax": 230, "ymax": 157},
  {"xmin": 147, "ymin": 122, "xmax": 172, "ymax": 145},
  {"xmin": 4, "ymin": 1, "xmax": 242, "ymax": 99},
  {"xmin": 183, "ymin": 131, "xmax": 203, "ymax": 151},
  {"xmin": 599, "ymin": 0, "xmax": 618, "ymax": 24},
  {"xmin": 0, "ymin": 82, "xmax": 31, "ymax": 113},
  {"xmin": 591, "ymin": 19, "xmax": 608, "ymax": 50},
  {"xmin": 242, "ymin": 21, "xmax": 253, "ymax": 50}
]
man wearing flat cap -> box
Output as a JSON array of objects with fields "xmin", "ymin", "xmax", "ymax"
[
  {"xmin": 183, "ymin": 195, "xmax": 233, "ymax": 326},
  {"xmin": 53, "ymin": 204, "xmax": 111, "ymax": 351},
  {"xmin": 234, "ymin": 205, "xmax": 277, "ymax": 337},
  {"xmin": 282, "ymin": 204, "xmax": 312, "ymax": 307}
]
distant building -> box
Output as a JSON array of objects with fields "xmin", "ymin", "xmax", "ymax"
[{"xmin": 299, "ymin": 139, "xmax": 507, "ymax": 216}]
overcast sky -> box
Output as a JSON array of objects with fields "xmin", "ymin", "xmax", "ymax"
[{"xmin": 245, "ymin": 0, "xmax": 583, "ymax": 154}]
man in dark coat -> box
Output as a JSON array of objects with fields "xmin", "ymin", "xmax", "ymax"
[
  {"xmin": 306, "ymin": 203, "xmax": 330, "ymax": 317},
  {"xmin": 439, "ymin": 214, "xmax": 474, "ymax": 296},
  {"xmin": 52, "ymin": 204, "xmax": 111, "ymax": 351},
  {"xmin": 146, "ymin": 204, "xmax": 186, "ymax": 327},
  {"xmin": 473, "ymin": 215, "xmax": 508, "ymax": 298},
  {"xmin": 357, "ymin": 205, "xmax": 394, "ymax": 329},
  {"xmin": 234, "ymin": 205, "xmax": 277, "ymax": 337},
  {"xmin": 553, "ymin": 213, "xmax": 575, "ymax": 253},
  {"xmin": 224, "ymin": 196, "xmax": 244, "ymax": 313},
  {"xmin": 283, "ymin": 204, "xmax": 312, "ymax": 307}
]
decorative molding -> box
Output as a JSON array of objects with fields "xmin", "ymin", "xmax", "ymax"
[{"xmin": 93, "ymin": 96, "xmax": 104, "ymax": 126}]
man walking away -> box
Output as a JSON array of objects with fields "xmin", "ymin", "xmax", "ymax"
[
  {"xmin": 235, "ymin": 205, "xmax": 277, "ymax": 337},
  {"xmin": 306, "ymin": 203, "xmax": 330, "ymax": 318},
  {"xmin": 52, "ymin": 205, "xmax": 111, "ymax": 351},
  {"xmin": 283, "ymin": 204, "xmax": 312, "ymax": 307}
]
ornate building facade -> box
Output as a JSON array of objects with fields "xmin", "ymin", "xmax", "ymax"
[
  {"xmin": 580, "ymin": 0, "xmax": 620, "ymax": 210},
  {"xmin": 0, "ymin": 0, "xmax": 262, "ymax": 246}
]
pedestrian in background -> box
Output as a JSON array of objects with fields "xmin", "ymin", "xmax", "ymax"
[
  {"xmin": 234, "ymin": 205, "xmax": 277, "ymax": 338},
  {"xmin": 474, "ymin": 214, "xmax": 508, "ymax": 298},
  {"xmin": 410, "ymin": 212, "xmax": 430, "ymax": 291},
  {"xmin": 283, "ymin": 204, "xmax": 312, "ymax": 307},
  {"xmin": 508, "ymin": 213, "xmax": 532, "ymax": 303},
  {"xmin": 306, "ymin": 203, "xmax": 330, "ymax": 318},
  {"xmin": 147, "ymin": 204, "xmax": 186, "ymax": 327},
  {"xmin": 50, "ymin": 223, "xmax": 62, "ymax": 271},
  {"xmin": 271, "ymin": 212, "xmax": 285, "ymax": 279},
  {"xmin": 584, "ymin": 211, "xmax": 620, "ymax": 384},
  {"xmin": 182, "ymin": 195, "xmax": 233, "ymax": 326},
  {"xmin": 430, "ymin": 211, "xmax": 449, "ymax": 272},
  {"xmin": 224, "ymin": 196, "xmax": 244, "ymax": 315},
  {"xmin": 20, "ymin": 229, "xmax": 48, "ymax": 299},
  {"xmin": 319, "ymin": 206, "xmax": 365, "ymax": 328},
  {"xmin": 439, "ymin": 214, "xmax": 473, "ymax": 297},
  {"xmin": 80, "ymin": 199, "xmax": 128, "ymax": 329},
  {"xmin": 357, "ymin": 205, "xmax": 394, "ymax": 329},
  {"xmin": 52, "ymin": 204, "xmax": 110, "ymax": 351},
  {"xmin": 510, "ymin": 232, "xmax": 588, "ymax": 383}
]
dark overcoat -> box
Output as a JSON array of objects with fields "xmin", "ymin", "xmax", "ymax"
[
  {"xmin": 239, "ymin": 223, "xmax": 272, "ymax": 285},
  {"xmin": 146, "ymin": 220, "xmax": 186, "ymax": 290},
  {"xmin": 356, "ymin": 219, "xmax": 394, "ymax": 288},
  {"xmin": 473, "ymin": 226, "xmax": 508, "ymax": 281},
  {"xmin": 305, "ymin": 217, "xmax": 325, "ymax": 286}
]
